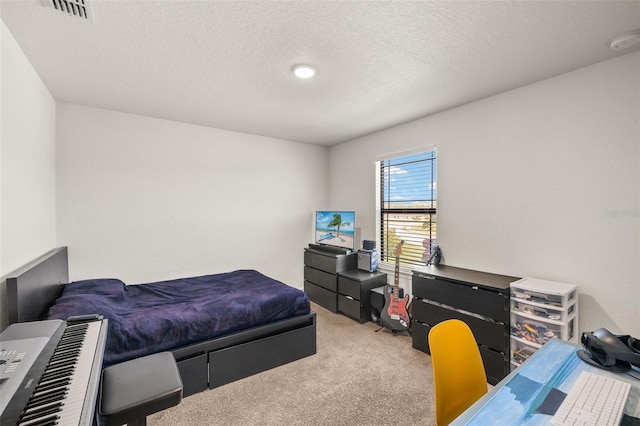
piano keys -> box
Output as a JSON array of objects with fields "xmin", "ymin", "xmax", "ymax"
[{"xmin": 0, "ymin": 318, "xmax": 107, "ymax": 426}]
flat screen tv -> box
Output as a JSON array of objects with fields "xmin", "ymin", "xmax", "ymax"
[{"xmin": 314, "ymin": 211, "xmax": 355, "ymax": 251}]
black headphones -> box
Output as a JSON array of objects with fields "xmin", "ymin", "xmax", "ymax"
[{"xmin": 577, "ymin": 328, "xmax": 640, "ymax": 372}]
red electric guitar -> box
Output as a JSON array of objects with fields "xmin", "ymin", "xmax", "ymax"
[{"xmin": 380, "ymin": 240, "xmax": 410, "ymax": 333}]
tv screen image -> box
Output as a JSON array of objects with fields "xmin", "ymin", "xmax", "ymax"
[{"xmin": 315, "ymin": 211, "xmax": 355, "ymax": 251}]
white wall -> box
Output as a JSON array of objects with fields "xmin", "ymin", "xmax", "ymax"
[
  {"xmin": 3, "ymin": 12, "xmax": 638, "ymax": 337},
  {"xmin": 329, "ymin": 52, "xmax": 640, "ymax": 336},
  {"xmin": 1, "ymin": 20, "xmax": 57, "ymax": 330},
  {"xmin": 56, "ymin": 103, "xmax": 328, "ymax": 287}
]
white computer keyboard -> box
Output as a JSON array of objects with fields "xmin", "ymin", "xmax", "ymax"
[{"xmin": 551, "ymin": 370, "xmax": 631, "ymax": 426}]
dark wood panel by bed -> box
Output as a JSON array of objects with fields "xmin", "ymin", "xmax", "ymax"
[{"xmin": 5, "ymin": 247, "xmax": 317, "ymax": 397}]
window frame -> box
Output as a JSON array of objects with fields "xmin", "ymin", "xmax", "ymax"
[{"xmin": 375, "ymin": 147, "xmax": 437, "ymax": 272}]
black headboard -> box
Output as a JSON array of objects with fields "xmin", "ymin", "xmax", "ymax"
[{"xmin": 6, "ymin": 247, "xmax": 69, "ymax": 324}]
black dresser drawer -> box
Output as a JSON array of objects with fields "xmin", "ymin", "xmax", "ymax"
[
  {"xmin": 304, "ymin": 250, "xmax": 337, "ymax": 273},
  {"xmin": 411, "ymin": 320, "xmax": 431, "ymax": 353},
  {"xmin": 337, "ymin": 295, "xmax": 365, "ymax": 322},
  {"xmin": 338, "ymin": 270, "xmax": 388, "ymax": 300},
  {"xmin": 411, "ymin": 319, "xmax": 506, "ymax": 386},
  {"xmin": 304, "ymin": 266, "xmax": 337, "ymax": 292},
  {"xmin": 411, "ymin": 265, "xmax": 516, "ymax": 384},
  {"xmin": 479, "ymin": 347, "xmax": 507, "ymax": 386},
  {"xmin": 412, "ymin": 300, "xmax": 507, "ymax": 352},
  {"xmin": 413, "ymin": 274, "xmax": 508, "ymax": 323},
  {"xmin": 304, "ymin": 281, "xmax": 337, "ymax": 313},
  {"xmin": 304, "ymin": 250, "xmax": 356, "ymax": 274},
  {"xmin": 337, "ymin": 276, "xmax": 362, "ymax": 300}
]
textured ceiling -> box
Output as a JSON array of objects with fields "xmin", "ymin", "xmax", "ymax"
[{"xmin": 2, "ymin": 1, "xmax": 639, "ymax": 146}]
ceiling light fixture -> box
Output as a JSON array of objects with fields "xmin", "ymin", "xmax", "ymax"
[
  {"xmin": 292, "ymin": 64, "xmax": 316, "ymax": 79},
  {"xmin": 609, "ymin": 31, "xmax": 640, "ymax": 50}
]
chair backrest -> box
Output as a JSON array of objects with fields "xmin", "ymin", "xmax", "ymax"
[{"xmin": 428, "ymin": 319, "xmax": 488, "ymax": 425}]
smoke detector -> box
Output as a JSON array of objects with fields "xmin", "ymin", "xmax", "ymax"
[
  {"xmin": 44, "ymin": 0, "xmax": 94, "ymax": 21},
  {"xmin": 609, "ymin": 31, "xmax": 640, "ymax": 51}
]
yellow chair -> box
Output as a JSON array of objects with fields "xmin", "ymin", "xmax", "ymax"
[{"xmin": 429, "ymin": 319, "xmax": 488, "ymax": 425}]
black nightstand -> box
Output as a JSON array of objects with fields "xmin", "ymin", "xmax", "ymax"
[{"xmin": 337, "ymin": 270, "xmax": 388, "ymax": 323}]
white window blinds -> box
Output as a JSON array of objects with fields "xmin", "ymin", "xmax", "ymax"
[{"xmin": 377, "ymin": 149, "xmax": 437, "ymax": 267}]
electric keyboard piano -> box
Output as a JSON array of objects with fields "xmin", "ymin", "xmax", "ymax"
[{"xmin": 0, "ymin": 317, "xmax": 108, "ymax": 426}]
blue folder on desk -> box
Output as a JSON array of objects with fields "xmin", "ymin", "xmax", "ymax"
[{"xmin": 464, "ymin": 340, "xmax": 640, "ymax": 426}]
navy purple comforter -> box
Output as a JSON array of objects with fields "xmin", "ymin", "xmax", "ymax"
[{"xmin": 46, "ymin": 270, "xmax": 310, "ymax": 366}]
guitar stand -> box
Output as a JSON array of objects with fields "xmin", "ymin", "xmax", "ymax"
[{"xmin": 374, "ymin": 325, "xmax": 412, "ymax": 336}]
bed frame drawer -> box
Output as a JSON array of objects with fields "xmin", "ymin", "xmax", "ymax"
[
  {"xmin": 175, "ymin": 353, "xmax": 208, "ymax": 397},
  {"xmin": 208, "ymin": 323, "xmax": 316, "ymax": 388}
]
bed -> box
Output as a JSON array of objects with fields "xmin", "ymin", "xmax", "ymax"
[{"xmin": 6, "ymin": 247, "xmax": 317, "ymax": 396}]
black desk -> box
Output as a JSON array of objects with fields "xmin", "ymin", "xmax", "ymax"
[{"xmin": 451, "ymin": 339, "xmax": 640, "ymax": 425}]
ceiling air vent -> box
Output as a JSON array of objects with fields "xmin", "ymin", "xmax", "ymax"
[{"xmin": 45, "ymin": 0, "xmax": 93, "ymax": 21}]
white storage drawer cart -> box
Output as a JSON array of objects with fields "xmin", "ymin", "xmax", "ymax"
[{"xmin": 509, "ymin": 277, "xmax": 578, "ymax": 369}]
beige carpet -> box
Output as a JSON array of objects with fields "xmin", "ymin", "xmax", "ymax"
[{"xmin": 149, "ymin": 303, "xmax": 436, "ymax": 426}]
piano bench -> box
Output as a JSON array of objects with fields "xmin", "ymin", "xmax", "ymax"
[{"xmin": 98, "ymin": 352, "xmax": 183, "ymax": 426}]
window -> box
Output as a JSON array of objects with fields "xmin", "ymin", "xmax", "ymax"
[{"xmin": 376, "ymin": 148, "xmax": 437, "ymax": 268}]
